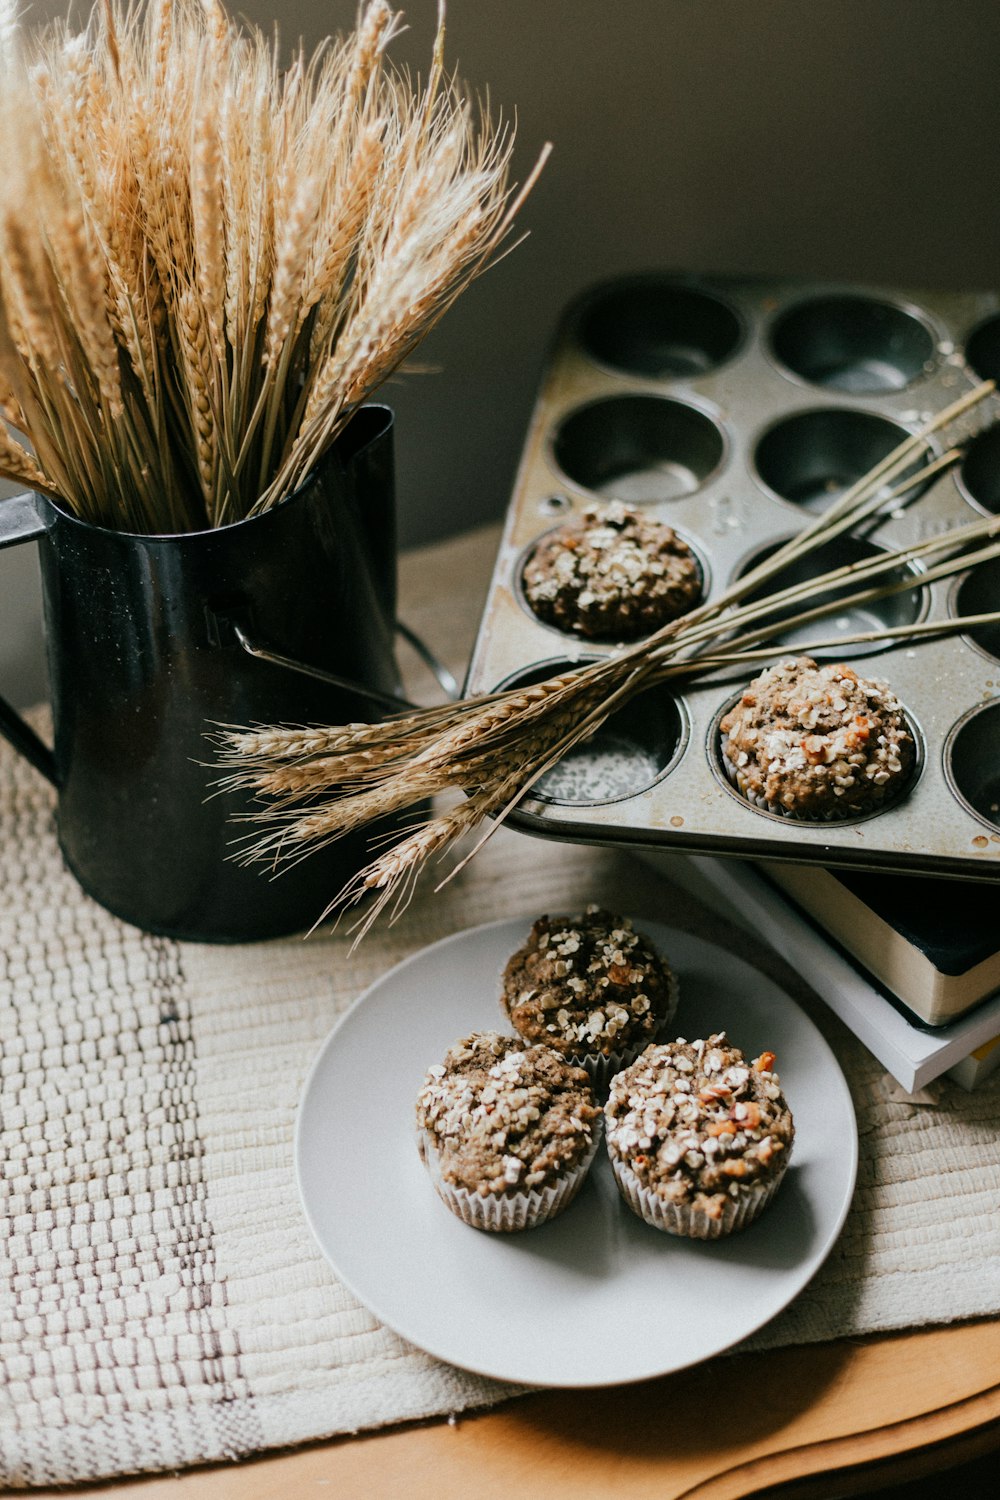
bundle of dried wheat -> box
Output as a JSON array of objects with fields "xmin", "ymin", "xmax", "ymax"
[
  {"xmin": 215, "ymin": 383, "xmax": 1000, "ymax": 935},
  {"xmin": 0, "ymin": 0, "xmax": 544, "ymax": 531}
]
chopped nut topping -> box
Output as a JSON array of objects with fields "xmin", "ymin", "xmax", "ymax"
[
  {"xmin": 605, "ymin": 1034, "xmax": 794, "ymax": 1213},
  {"xmin": 720, "ymin": 657, "xmax": 914, "ymax": 819}
]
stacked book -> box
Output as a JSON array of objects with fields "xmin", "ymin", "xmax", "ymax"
[{"xmin": 641, "ymin": 853, "xmax": 1000, "ymax": 1093}]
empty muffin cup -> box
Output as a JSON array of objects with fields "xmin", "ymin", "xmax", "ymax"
[
  {"xmin": 945, "ymin": 701, "xmax": 1000, "ymax": 832},
  {"xmin": 499, "ymin": 660, "xmax": 687, "ymax": 805},
  {"xmin": 733, "ymin": 534, "xmax": 925, "ymax": 659},
  {"xmin": 577, "ymin": 279, "xmax": 744, "ymax": 379},
  {"xmin": 953, "ymin": 557, "xmax": 1000, "ymax": 663},
  {"xmin": 959, "ymin": 422, "xmax": 1000, "ymax": 516},
  {"xmin": 964, "ymin": 313, "xmax": 1000, "ymax": 384},
  {"xmin": 770, "ymin": 294, "xmax": 935, "ymax": 393},
  {"xmin": 552, "ymin": 395, "xmax": 726, "ymax": 503},
  {"xmin": 753, "ymin": 409, "xmax": 933, "ymax": 514}
]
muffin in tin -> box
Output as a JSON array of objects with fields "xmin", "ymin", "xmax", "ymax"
[
  {"xmin": 415, "ymin": 1031, "xmax": 601, "ymax": 1232},
  {"xmin": 719, "ymin": 656, "xmax": 915, "ymax": 820},
  {"xmin": 522, "ymin": 501, "xmax": 702, "ymax": 639},
  {"xmin": 605, "ymin": 1033, "xmax": 794, "ymax": 1238},
  {"xmin": 501, "ymin": 907, "xmax": 678, "ymax": 1091}
]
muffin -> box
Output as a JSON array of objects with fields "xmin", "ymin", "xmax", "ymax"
[
  {"xmin": 522, "ymin": 501, "xmax": 702, "ymax": 639},
  {"xmin": 415, "ymin": 1031, "xmax": 601, "ymax": 1232},
  {"xmin": 719, "ymin": 656, "xmax": 915, "ymax": 820},
  {"xmin": 605, "ymin": 1034, "xmax": 794, "ymax": 1239},
  {"xmin": 501, "ymin": 906, "xmax": 678, "ymax": 1092}
]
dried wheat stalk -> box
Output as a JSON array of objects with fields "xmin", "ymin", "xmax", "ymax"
[
  {"xmin": 0, "ymin": 0, "xmax": 544, "ymax": 531},
  {"xmin": 214, "ymin": 381, "xmax": 1000, "ymax": 937}
]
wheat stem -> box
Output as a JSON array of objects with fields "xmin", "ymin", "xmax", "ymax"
[
  {"xmin": 215, "ymin": 401, "xmax": 1000, "ymax": 932},
  {"xmin": 655, "ymin": 609, "xmax": 1000, "ymax": 675}
]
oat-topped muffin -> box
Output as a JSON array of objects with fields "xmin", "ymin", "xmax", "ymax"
[
  {"xmin": 522, "ymin": 501, "xmax": 702, "ymax": 639},
  {"xmin": 501, "ymin": 907, "xmax": 678, "ymax": 1091},
  {"xmin": 415, "ymin": 1031, "xmax": 601, "ymax": 1232},
  {"xmin": 605, "ymin": 1034, "xmax": 794, "ymax": 1238},
  {"xmin": 719, "ymin": 656, "xmax": 915, "ymax": 820}
]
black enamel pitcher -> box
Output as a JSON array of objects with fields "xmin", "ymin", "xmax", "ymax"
[{"xmin": 0, "ymin": 405, "xmax": 400, "ymax": 941}]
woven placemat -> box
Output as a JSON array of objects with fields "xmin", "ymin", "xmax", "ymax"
[{"xmin": 3, "ymin": 528, "xmax": 1000, "ymax": 1488}]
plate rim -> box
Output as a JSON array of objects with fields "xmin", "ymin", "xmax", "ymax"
[{"xmin": 294, "ymin": 913, "xmax": 859, "ymax": 1388}]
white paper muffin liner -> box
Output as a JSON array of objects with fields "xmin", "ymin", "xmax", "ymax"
[
  {"xmin": 417, "ymin": 1125, "xmax": 602, "ymax": 1233},
  {"xmin": 609, "ymin": 1152, "xmax": 789, "ymax": 1239}
]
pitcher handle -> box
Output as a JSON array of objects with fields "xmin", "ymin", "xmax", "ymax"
[
  {"xmin": 0, "ymin": 493, "xmax": 59, "ymax": 785},
  {"xmin": 234, "ymin": 620, "xmax": 460, "ymax": 712},
  {"xmin": 234, "ymin": 626, "xmax": 415, "ymax": 714}
]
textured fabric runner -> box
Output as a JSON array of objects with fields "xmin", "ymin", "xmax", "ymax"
[{"xmin": 2, "ymin": 527, "xmax": 999, "ymax": 1488}]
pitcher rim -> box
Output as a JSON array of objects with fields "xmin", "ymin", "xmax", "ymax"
[{"xmin": 29, "ymin": 402, "xmax": 393, "ymax": 545}]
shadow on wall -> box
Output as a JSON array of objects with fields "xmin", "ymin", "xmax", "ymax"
[
  {"xmin": 3, "ymin": 0, "xmax": 1000, "ymax": 706},
  {"xmin": 336, "ymin": 0, "xmax": 1000, "ymax": 547}
]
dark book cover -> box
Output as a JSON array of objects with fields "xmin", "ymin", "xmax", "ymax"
[{"xmin": 827, "ymin": 871, "xmax": 999, "ymax": 977}]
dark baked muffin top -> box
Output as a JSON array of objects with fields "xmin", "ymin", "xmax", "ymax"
[
  {"xmin": 415, "ymin": 1031, "xmax": 600, "ymax": 1196},
  {"xmin": 501, "ymin": 907, "xmax": 676, "ymax": 1059},
  {"xmin": 522, "ymin": 501, "xmax": 701, "ymax": 639},
  {"xmin": 604, "ymin": 1034, "xmax": 793, "ymax": 1220},
  {"xmin": 719, "ymin": 656, "xmax": 914, "ymax": 818}
]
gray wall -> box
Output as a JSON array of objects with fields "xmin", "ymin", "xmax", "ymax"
[{"xmin": 4, "ymin": 0, "xmax": 1000, "ymax": 706}]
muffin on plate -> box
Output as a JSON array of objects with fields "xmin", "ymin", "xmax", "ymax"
[
  {"xmin": 501, "ymin": 906, "xmax": 678, "ymax": 1092},
  {"xmin": 604, "ymin": 1033, "xmax": 794, "ymax": 1239},
  {"xmin": 522, "ymin": 501, "xmax": 702, "ymax": 639},
  {"xmin": 719, "ymin": 656, "xmax": 915, "ymax": 820},
  {"xmin": 415, "ymin": 1031, "xmax": 601, "ymax": 1232}
]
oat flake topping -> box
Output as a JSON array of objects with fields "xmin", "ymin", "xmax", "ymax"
[
  {"xmin": 416, "ymin": 1032, "xmax": 600, "ymax": 1197},
  {"xmin": 605, "ymin": 1034, "xmax": 794, "ymax": 1220},
  {"xmin": 502, "ymin": 906, "xmax": 676, "ymax": 1057},
  {"xmin": 522, "ymin": 501, "xmax": 701, "ymax": 639},
  {"xmin": 720, "ymin": 656, "xmax": 914, "ymax": 818}
]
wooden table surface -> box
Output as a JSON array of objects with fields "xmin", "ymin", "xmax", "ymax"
[
  {"xmin": 12, "ymin": 527, "xmax": 1000, "ymax": 1500},
  {"xmin": 14, "ymin": 1318, "xmax": 998, "ymax": 1500}
]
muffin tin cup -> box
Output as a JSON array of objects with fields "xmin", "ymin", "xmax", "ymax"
[
  {"xmin": 751, "ymin": 407, "xmax": 935, "ymax": 515},
  {"xmin": 730, "ymin": 533, "xmax": 927, "ymax": 660},
  {"xmin": 951, "ymin": 557, "xmax": 1000, "ymax": 665},
  {"xmin": 465, "ymin": 273, "xmax": 1000, "ymax": 882},
  {"xmin": 768, "ymin": 293, "xmax": 937, "ymax": 394},
  {"xmin": 944, "ymin": 700, "xmax": 1000, "ymax": 836},
  {"xmin": 575, "ymin": 277, "xmax": 746, "ymax": 380},
  {"xmin": 963, "ymin": 313, "xmax": 1000, "ymax": 384},
  {"xmin": 957, "ymin": 421, "xmax": 1000, "ymax": 517},
  {"xmin": 497, "ymin": 660, "xmax": 690, "ymax": 807},
  {"xmin": 417, "ymin": 1128, "xmax": 601, "ymax": 1233},
  {"xmin": 609, "ymin": 1154, "xmax": 790, "ymax": 1240},
  {"xmin": 551, "ymin": 394, "xmax": 727, "ymax": 503}
]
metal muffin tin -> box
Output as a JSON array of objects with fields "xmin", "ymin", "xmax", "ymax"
[{"xmin": 465, "ymin": 274, "xmax": 1000, "ymax": 882}]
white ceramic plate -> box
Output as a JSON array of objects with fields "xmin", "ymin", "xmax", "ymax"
[{"xmin": 296, "ymin": 917, "xmax": 857, "ymax": 1388}]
